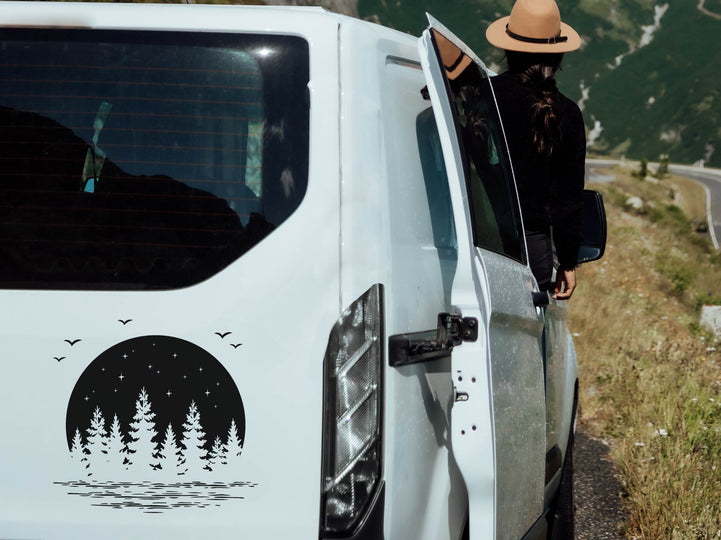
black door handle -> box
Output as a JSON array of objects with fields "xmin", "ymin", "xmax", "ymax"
[{"xmin": 533, "ymin": 291, "xmax": 549, "ymax": 307}]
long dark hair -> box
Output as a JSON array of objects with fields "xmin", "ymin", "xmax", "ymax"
[{"xmin": 506, "ymin": 51, "xmax": 564, "ymax": 156}]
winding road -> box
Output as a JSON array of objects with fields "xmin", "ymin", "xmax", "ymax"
[
  {"xmin": 586, "ymin": 158, "xmax": 721, "ymax": 250},
  {"xmin": 670, "ymin": 164, "xmax": 721, "ymax": 250}
]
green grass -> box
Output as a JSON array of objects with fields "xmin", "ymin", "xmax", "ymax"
[{"xmin": 655, "ymin": 254, "xmax": 695, "ymax": 295}]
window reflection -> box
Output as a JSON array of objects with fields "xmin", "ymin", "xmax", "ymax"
[{"xmin": 430, "ymin": 29, "xmax": 525, "ymax": 263}]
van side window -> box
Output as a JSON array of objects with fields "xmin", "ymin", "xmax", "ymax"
[
  {"xmin": 0, "ymin": 30, "xmax": 309, "ymax": 290},
  {"xmin": 459, "ymin": 81, "xmax": 525, "ymax": 262},
  {"xmin": 430, "ymin": 30, "xmax": 525, "ymax": 263},
  {"xmin": 416, "ymin": 107, "xmax": 457, "ymax": 251}
]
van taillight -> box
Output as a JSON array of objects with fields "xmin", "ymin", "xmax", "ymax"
[{"xmin": 320, "ymin": 284, "xmax": 383, "ymax": 536}]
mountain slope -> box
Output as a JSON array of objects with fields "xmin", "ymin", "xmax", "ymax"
[
  {"xmin": 576, "ymin": 2, "xmax": 721, "ymax": 166},
  {"xmin": 358, "ymin": 0, "xmax": 721, "ymax": 167}
]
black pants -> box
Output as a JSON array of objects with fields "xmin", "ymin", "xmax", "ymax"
[{"xmin": 526, "ymin": 231, "xmax": 554, "ymax": 292}]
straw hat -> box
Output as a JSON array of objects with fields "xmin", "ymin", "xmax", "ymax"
[{"xmin": 486, "ymin": 0, "xmax": 581, "ymax": 53}]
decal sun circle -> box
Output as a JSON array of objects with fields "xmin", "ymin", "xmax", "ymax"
[{"xmin": 65, "ymin": 335, "xmax": 246, "ymax": 478}]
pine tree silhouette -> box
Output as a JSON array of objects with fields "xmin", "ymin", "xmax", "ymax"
[
  {"xmin": 69, "ymin": 428, "xmax": 89, "ymax": 475},
  {"xmin": 85, "ymin": 406, "xmax": 107, "ymax": 475},
  {"xmin": 207, "ymin": 436, "xmax": 226, "ymax": 471},
  {"xmin": 105, "ymin": 414, "xmax": 128, "ymax": 471},
  {"xmin": 156, "ymin": 423, "xmax": 183, "ymax": 477},
  {"xmin": 223, "ymin": 418, "xmax": 243, "ymax": 468},
  {"xmin": 126, "ymin": 387, "xmax": 159, "ymax": 471},
  {"xmin": 180, "ymin": 401, "xmax": 207, "ymax": 475}
]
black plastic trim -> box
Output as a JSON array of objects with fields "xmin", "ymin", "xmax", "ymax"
[
  {"xmin": 545, "ymin": 445, "xmax": 562, "ymax": 485},
  {"xmin": 320, "ymin": 483, "xmax": 385, "ymax": 540},
  {"xmin": 577, "ymin": 189, "xmax": 607, "ymax": 264}
]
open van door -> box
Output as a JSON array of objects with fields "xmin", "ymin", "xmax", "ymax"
[{"xmin": 418, "ymin": 16, "xmax": 548, "ymax": 540}]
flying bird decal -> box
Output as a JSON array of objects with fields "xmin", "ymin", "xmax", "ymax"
[
  {"xmin": 118, "ymin": 319, "xmax": 133, "ymax": 325},
  {"xmin": 64, "ymin": 339, "xmax": 81, "ymax": 346},
  {"xmin": 54, "ymin": 357, "xmax": 66, "ymax": 362},
  {"xmin": 230, "ymin": 343, "xmax": 243, "ymax": 349},
  {"xmin": 215, "ymin": 332, "xmax": 232, "ymax": 339}
]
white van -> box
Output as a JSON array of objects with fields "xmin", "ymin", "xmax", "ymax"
[{"xmin": 0, "ymin": 4, "xmax": 606, "ymax": 539}]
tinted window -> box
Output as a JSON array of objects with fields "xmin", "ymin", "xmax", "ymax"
[
  {"xmin": 416, "ymin": 107, "xmax": 457, "ymax": 251},
  {"xmin": 0, "ymin": 30, "xmax": 309, "ymax": 289},
  {"xmin": 429, "ymin": 30, "xmax": 525, "ymax": 263}
]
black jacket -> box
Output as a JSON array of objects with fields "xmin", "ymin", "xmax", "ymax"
[{"xmin": 491, "ymin": 72, "xmax": 586, "ymax": 269}]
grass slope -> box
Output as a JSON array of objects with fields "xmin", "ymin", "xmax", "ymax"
[{"xmin": 571, "ymin": 169, "xmax": 721, "ymax": 537}]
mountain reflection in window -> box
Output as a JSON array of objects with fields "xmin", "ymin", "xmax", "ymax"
[{"xmin": 0, "ymin": 30, "xmax": 309, "ymax": 290}]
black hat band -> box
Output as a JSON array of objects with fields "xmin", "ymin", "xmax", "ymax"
[{"xmin": 505, "ymin": 24, "xmax": 568, "ymax": 44}]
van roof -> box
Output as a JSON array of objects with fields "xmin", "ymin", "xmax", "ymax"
[{"xmin": 0, "ymin": 1, "xmax": 408, "ymax": 40}]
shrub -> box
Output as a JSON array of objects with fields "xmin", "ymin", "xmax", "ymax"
[
  {"xmin": 632, "ymin": 158, "xmax": 648, "ymax": 179},
  {"xmin": 656, "ymin": 257, "xmax": 695, "ymax": 294}
]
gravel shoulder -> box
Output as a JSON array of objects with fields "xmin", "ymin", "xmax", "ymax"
[{"xmin": 574, "ymin": 427, "xmax": 628, "ymax": 539}]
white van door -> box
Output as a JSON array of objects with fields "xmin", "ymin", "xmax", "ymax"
[
  {"xmin": 418, "ymin": 17, "xmax": 548, "ymax": 540},
  {"xmin": 0, "ymin": 24, "xmax": 340, "ymax": 539}
]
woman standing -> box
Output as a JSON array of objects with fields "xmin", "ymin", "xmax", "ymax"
[{"xmin": 486, "ymin": 0, "xmax": 586, "ymax": 299}]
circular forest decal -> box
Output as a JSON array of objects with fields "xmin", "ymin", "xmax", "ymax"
[{"xmin": 58, "ymin": 335, "xmax": 256, "ymax": 512}]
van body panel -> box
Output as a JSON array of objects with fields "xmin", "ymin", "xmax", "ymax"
[
  {"xmin": 338, "ymin": 22, "xmax": 466, "ymax": 540},
  {"xmin": 0, "ymin": 1, "xmax": 333, "ymax": 33},
  {"xmin": 0, "ymin": 212, "xmax": 340, "ymax": 538},
  {"xmin": 0, "ymin": 4, "xmax": 585, "ymax": 539},
  {"xmin": 479, "ymin": 249, "xmax": 545, "ymax": 538},
  {"xmin": 0, "ymin": 4, "xmax": 342, "ymax": 537},
  {"xmin": 544, "ymin": 299, "xmax": 578, "ymax": 459}
]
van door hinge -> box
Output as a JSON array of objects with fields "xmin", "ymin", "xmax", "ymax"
[
  {"xmin": 387, "ymin": 313, "xmax": 479, "ymax": 367},
  {"xmin": 438, "ymin": 312, "xmax": 478, "ymax": 346}
]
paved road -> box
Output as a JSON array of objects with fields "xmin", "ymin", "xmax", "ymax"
[
  {"xmin": 574, "ymin": 429, "xmax": 627, "ymax": 539},
  {"xmin": 585, "ymin": 159, "xmax": 618, "ymax": 183},
  {"xmin": 670, "ymin": 165, "xmax": 721, "ymax": 250},
  {"xmin": 585, "ymin": 159, "xmax": 721, "ymax": 250}
]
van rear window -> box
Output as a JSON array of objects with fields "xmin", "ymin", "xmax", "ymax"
[{"xmin": 0, "ymin": 30, "xmax": 309, "ymax": 290}]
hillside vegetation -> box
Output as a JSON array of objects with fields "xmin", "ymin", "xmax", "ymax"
[
  {"xmin": 570, "ymin": 169, "xmax": 721, "ymax": 538},
  {"xmin": 574, "ymin": 3, "xmax": 721, "ymax": 169},
  {"xmin": 357, "ymin": 0, "xmax": 721, "ymax": 167}
]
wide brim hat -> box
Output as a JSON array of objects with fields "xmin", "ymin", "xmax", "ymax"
[{"xmin": 486, "ymin": 0, "xmax": 581, "ymax": 53}]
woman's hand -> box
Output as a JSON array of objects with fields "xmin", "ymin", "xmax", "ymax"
[{"xmin": 553, "ymin": 268, "xmax": 576, "ymax": 300}]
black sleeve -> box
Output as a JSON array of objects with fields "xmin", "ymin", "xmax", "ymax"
[{"xmin": 550, "ymin": 103, "xmax": 586, "ymax": 269}]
